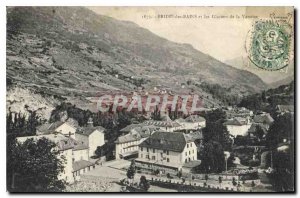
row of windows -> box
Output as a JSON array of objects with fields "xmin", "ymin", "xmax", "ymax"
[
  {"xmin": 120, "ymin": 146, "xmax": 138, "ymax": 153},
  {"xmin": 186, "ymin": 143, "xmax": 193, "ymax": 148},
  {"xmin": 185, "ymin": 157, "xmax": 195, "ymax": 163},
  {"xmin": 122, "ymin": 141, "xmax": 138, "ymax": 147},
  {"xmin": 185, "ymin": 149, "xmax": 195, "ymax": 156},
  {"xmin": 141, "ymin": 154, "xmax": 170, "ymax": 162},
  {"xmin": 140, "ymin": 147, "xmax": 169, "ymax": 155}
]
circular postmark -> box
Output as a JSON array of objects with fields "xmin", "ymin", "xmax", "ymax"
[{"xmin": 246, "ymin": 20, "xmax": 293, "ymax": 71}]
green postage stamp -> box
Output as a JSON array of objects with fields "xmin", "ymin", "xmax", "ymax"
[{"xmin": 247, "ymin": 16, "xmax": 293, "ymax": 71}]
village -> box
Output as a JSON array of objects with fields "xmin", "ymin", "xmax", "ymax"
[
  {"xmin": 11, "ymin": 97, "xmax": 294, "ymax": 192},
  {"xmin": 5, "ymin": 6, "xmax": 295, "ymax": 193}
]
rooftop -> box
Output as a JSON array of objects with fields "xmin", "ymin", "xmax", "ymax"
[
  {"xmin": 276, "ymin": 105, "xmax": 294, "ymax": 112},
  {"xmin": 253, "ymin": 113, "xmax": 274, "ymax": 124},
  {"xmin": 143, "ymin": 120, "xmax": 181, "ymax": 128},
  {"xmin": 139, "ymin": 131, "xmax": 190, "ymax": 152},
  {"xmin": 36, "ymin": 121, "xmax": 65, "ymax": 133},
  {"xmin": 76, "ymin": 126, "xmax": 105, "ymax": 136},
  {"xmin": 16, "ymin": 133, "xmax": 74, "ymax": 151},
  {"xmin": 224, "ymin": 117, "xmax": 248, "ymax": 126},
  {"xmin": 184, "ymin": 115, "xmax": 206, "ymax": 123},
  {"xmin": 72, "ymin": 160, "xmax": 95, "ymax": 172},
  {"xmin": 115, "ymin": 134, "xmax": 140, "ymax": 144}
]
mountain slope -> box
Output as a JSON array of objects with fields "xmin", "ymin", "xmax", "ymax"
[
  {"xmin": 269, "ymin": 76, "xmax": 294, "ymax": 89},
  {"xmin": 225, "ymin": 56, "xmax": 294, "ymax": 86},
  {"xmin": 7, "ymin": 7, "xmax": 267, "ymax": 113}
]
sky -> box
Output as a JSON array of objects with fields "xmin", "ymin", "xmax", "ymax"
[{"xmin": 88, "ymin": 7, "xmax": 294, "ymax": 83}]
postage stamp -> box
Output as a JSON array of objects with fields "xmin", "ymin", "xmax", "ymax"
[{"xmin": 246, "ymin": 17, "xmax": 293, "ymax": 71}]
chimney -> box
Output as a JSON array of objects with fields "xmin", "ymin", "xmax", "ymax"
[{"xmin": 87, "ymin": 117, "xmax": 94, "ymax": 127}]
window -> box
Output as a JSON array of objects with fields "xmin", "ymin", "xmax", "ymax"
[
  {"xmin": 189, "ymin": 151, "xmax": 190, "ymax": 155},
  {"xmin": 147, "ymin": 148, "xmax": 149, "ymax": 152},
  {"xmin": 187, "ymin": 144, "xmax": 189, "ymax": 148},
  {"xmin": 146, "ymin": 155, "xmax": 149, "ymax": 159},
  {"xmin": 141, "ymin": 147, "xmax": 143, "ymax": 151},
  {"xmin": 167, "ymin": 151, "xmax": 169, "ymax": 155},
  {"xmin": 185, "ymin": 152, "xmax": 187, "ymax": 156},
  {"xmin": 167, "ymin": 158, "xmax": 170, "ymax": 162},
  {"xmin": 153, "ymin": 148, "xmax": 155, "ymax": 153},
  {"xmin": 192, "ymin": 150, "xmax": 194, "ymax": 154},
  {"xmin": 141, "ymin": 154, "xmax": 143, "ymax": 158},
  {"xmin": 163, "ymin": 150, "xmax": 166, "ymax": 153},
  {"xmin": 152, "ymin": 156, "xmax": 156, "ymax": 160}
]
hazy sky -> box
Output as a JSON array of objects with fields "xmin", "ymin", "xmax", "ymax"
[{"xmin": 88, "ymin": 7, "xmax": 294, "ymax": 83}]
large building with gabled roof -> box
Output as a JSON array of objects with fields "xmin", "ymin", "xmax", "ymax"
[{"xmin": 135, "ymin": 131, "xmax": 198, "ymax": 175}]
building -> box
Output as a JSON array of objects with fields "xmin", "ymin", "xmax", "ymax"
[
  {"xmin": 119, "ymin": 123, "xmax": 144, "ymax": 135},
  {"xmin": 36, "ymin": 120, "xmax": 77, "ymax": 139},
  {"xmin": 184, "ymin": 130, "xmax": 204, "ymax": 151},
  {"xmin": 135, "ymin": 131, "xmax": 198, "ymax": 175},
  {"xmin": 276, "ymin": 105, "xmax": 294, "ymax": 115},
  {"xmin": 142, "ymin": 114, "xmax": 181, "ymax": 132},
  {"xmin": 16, "ymin": 134, "xmax": 75, "ymax": 184},
  {"xmin": 18, "ymin": 118, "xmax": 103, "ymax": 183},
  {"xmin": 67, "ymin": 137, "xmax": 96, "ymax": 181},
  {"xmin": 72, "ymin": 160, "xmax": 95, "ymax": 181},
  {"xmin": 70, "ymin": 138, "xmax": 90, "ymax": 162},
  {"xmin": 253, "ymin": 113, "xmax": 274, "ymax": 130},
  {"xmin": 224, "ymin": 107, "xmax": 253, "ymax": 119},
  {"xmin": 75, "ymin": 118, "xmax": 105, "ymax": 157},
  {"xmin": 115, "ymin": 125, "xmax": 159, "ymax": 160},
  {"xmin": 115, "ymin": 134, "xmax": 141, "ymax": 160},
  {"xmin": 175, "ymin": 115, "xmax": 206, "ymax": 130},
  {"xmin": 224, "ymin": 117, "xmax": 252, "ymax": 137}
]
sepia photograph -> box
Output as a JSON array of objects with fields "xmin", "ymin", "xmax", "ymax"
[{"xmin": 5, "ymin": 6, "xmax": 295, "ymax": 193}]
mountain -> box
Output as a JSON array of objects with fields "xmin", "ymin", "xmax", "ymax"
[
  {"xmin": 269, "ymin": 76, "xmax": 294, "ymax": 89},
  {"xmin": 6, "ymin": 7, "xmax": 267, "ymax": 117},
  {"xmin": 225, "ymin": 57, "xmax": 294, "ymax": 86}
]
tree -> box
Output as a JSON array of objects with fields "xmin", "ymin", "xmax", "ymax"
[
  {"xmin": 7, "ymin": 138, "xmax": 65, "ymax": 192},
  {"xmin": 151, "ymin": 105, "xmax": 161, "ymax": 121},
  {"xmin": 181, "ymin": 178, "xmax": 186, "ymax": 184},
  {"xmin": 232, "ymin": 177, "xmax": 237, "ymax": 186},
  {"xmin": 254, "ymin": 125, "xmax": 265, "ymax": 141},
  {"xmin": 198, "ymin": 141, "xmax": 225, "ymax": 173},
  {"xmin": 177, "ymin": 170, "xmax": 182, "ymax": 178},
  {"xmin": 218, "ymin": 176, "xmax": 222, "ymax": 187},
  {"xmin": 126, "ymin": 160, "xmax": 136, "ymax": 184},
  {"xmin": 266, "ymin": 113, "xmax": 294, "ymax": 149},
  {"xmin": 7, "ymin": 110, "xmax": 42, "ymax": 137},
  {"xmin": 95, "ymin": 143, "xmax": 108, "ymax": 157},
  {"xmin": 139, "ymin": 176, "xmax": 150, "ymax": 191},
  {"xmin": 227, "ymin": 153, "xmax": 236, "ymax": 169},
  {"xmin": 203, "ymin": 109, "xmax": 232, "ymax": 150}
]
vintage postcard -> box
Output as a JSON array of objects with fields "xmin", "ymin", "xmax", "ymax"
[{"xmin": 6, "ymin": 6, "xmax": 295, "ymax": 192}]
